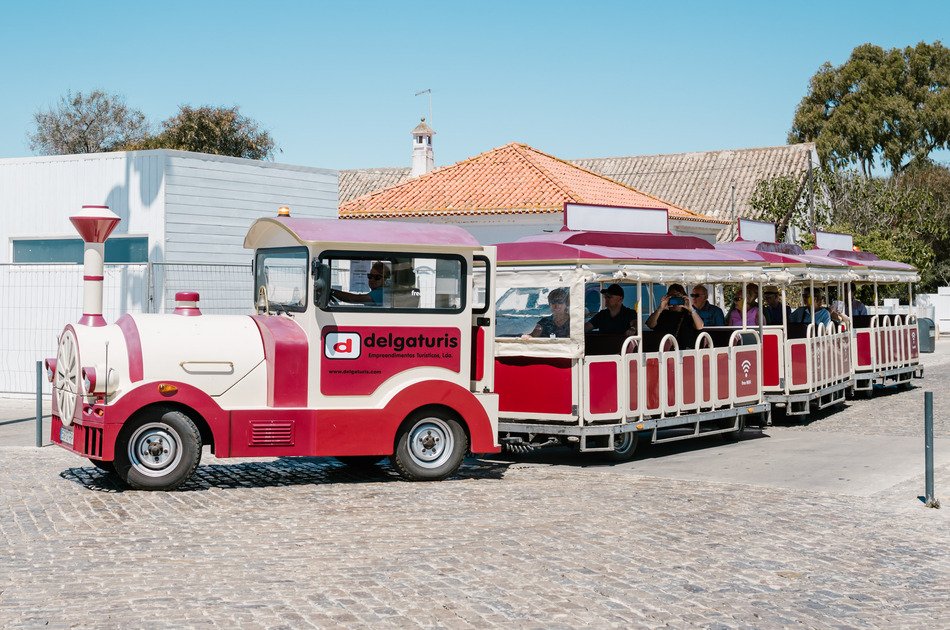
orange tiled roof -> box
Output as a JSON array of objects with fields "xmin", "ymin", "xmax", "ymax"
[{"xmin": 339, "ymin": 143, "xmax": 723, "ymax": 223}]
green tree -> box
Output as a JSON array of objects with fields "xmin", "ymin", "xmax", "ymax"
[
  {"xmin": 789, "ymin": 42, "xmax": 950, "ymax": 176},
  {"xmin": 28, "ymin": 90, "xmax": 150, "ymax": 155},
  {"xmin": 750, "ymin": 164, "xmax": 950, "ymax": 291},
  {"xmin": 124, "ymin": 105, "xmax": 276, "ymax": 160}
]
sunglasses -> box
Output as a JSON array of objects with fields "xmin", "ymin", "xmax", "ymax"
[
  {"xmin": 690, "ymin": 293, "xmax": 702, "ymax": 298},
  {"xmin": 366, "ymin": 273, "xmax": 384, "ymax": 281}
]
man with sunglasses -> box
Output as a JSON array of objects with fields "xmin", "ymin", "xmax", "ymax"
[
  {"xmin": 690, "ymin": 284, "xmax": 724, "ymax": 327},
  {"xmin": 332, "ymin": 261, "xmax": 391, "ymax": 305}
]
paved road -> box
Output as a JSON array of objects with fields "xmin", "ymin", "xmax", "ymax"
[{"xmin": 0, "ymin": 347, "xmax": 948, "ymax": 628}]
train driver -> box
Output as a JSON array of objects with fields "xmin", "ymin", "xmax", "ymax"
[{"xmin": 332, "ymin": 261, "xmax": 391, "ymax": 305}]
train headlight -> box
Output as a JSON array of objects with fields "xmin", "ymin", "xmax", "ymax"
[
  {"xmin": 81, "ymin": 367, "xmax": 96, "ymax": 394},
  {"xmin": 80, "ymin": 366, "xmax": 117, "ymax": 394},
  {"xmin": 44, "ymin": 358, "xmax": 56, "ymax": 383}
]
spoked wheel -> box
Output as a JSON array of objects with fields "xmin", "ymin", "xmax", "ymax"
[
  {"xmin": 335, "ymin": 456, "xmax": 386, "ymax": 468},
  {"xmin": 602, "ymin": 431, "xmax": 639, "ymax": 462},
  {"xmin": 392, "ymin": 411, "xmax": 468, "ymax": 481},
  {"xmin": 114, "ymin": 407, "xmax": 202, "ymax": 490},
  {"xmin": 54, "ymin": 329, "xmax": 81, "ymax": 426}
]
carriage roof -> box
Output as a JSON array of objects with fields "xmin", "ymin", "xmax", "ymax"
[
  {"xmin": 496, "ymin": 230, "xmax": 768, "ymax": 266},
  {"xmin": 810, "ymin": 248, "xmax": 917, "ymax": 272},
  {"xmin": 244, "ymin": 216, "xmax": 481, "ymax": 251}
]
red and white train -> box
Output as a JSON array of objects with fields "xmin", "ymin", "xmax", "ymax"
[{"xmin": 48, "ymin": 204, "xmax": 923, "ymax": 489}]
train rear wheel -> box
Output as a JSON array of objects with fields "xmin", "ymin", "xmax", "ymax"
[
  {"xmin": 602, "ymin": 431, "xmax": 638, "ymax": 462},
  {"xmin": 114, "ymin": 407, "xmax": 202, "ymax": 490},
  {"xmin": 392, "ymin": 411, "xmax": 467, "ymax": 481}
]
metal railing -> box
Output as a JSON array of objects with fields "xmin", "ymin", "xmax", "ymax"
[{"xmin": 0, "ymin": 261, "xmax": 252, "ymax": 394}]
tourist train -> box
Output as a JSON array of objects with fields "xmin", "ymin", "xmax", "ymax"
[{"xmin": 48, "ymin": 203, "xmax": 923, "ymax": 489}]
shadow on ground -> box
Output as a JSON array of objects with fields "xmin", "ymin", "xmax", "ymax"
[
  {"xmin": 769, "ymin": 381, "xmax": 920, "ymax": 426},
  {"xmin": 486, "ymin": 425, "xmax": 771, "ymax": 467},
  {"xmin": 60, "ymin": 456, "xmax": 512, "ymax": 493}
]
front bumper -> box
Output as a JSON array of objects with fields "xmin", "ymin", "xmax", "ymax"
[{"xmin": 50, "ymin": 400, "xmax": 120, "ymax": 461}]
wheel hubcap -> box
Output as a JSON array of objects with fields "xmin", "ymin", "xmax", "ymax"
[
  {"xmin": 128, "ymin": 423, "xmax": 182, "ymax": 477},
  {"xmin": 407, "ymin": 418, "xmax": 454, "ymax": 469}
]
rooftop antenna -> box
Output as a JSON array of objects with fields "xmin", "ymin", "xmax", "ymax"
[{"xmin": 414, "ymin": 89, "xmax": 432, "ymax": 125}]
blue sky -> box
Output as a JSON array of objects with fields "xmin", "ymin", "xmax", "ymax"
[{"xmin": 1, "ymin": 0, "xmax": 947, "ymax": 170}]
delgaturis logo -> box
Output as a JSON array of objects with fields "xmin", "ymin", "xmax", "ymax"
[{"xmin": 324, "ymin": 332, "xmax": 361, "ymax": 359}]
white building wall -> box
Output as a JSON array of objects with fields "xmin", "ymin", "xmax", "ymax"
[
  {"xmin": 163, "ymin": 153, "xmax": 337, "ymax": 265},
  {"xmin": 0, "ymin": 150, "xmax": 338, "ymax": 394},
  {"xmin": 0, "ymin": 152, "xmax": 166, "ymax": 264}
]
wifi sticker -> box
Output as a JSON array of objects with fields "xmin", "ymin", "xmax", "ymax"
[{"xmin": 741, "ymin": 359, "xmax": 752, "ymax": 377}]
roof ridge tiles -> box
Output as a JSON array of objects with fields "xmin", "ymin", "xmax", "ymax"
[
  {"xmin": 573, "ymin": 142, "xmax": 816, "ymax": 162},
  {"xmin": 340, "ymin": 141, "xmax": 731, "ymax": 224}
]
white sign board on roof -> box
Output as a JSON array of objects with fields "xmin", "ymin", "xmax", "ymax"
[
  {"xmin": 564, "ymin": 203, "xmax": 668, "ymax": 234},
  {"xmin": 738, "ymin": 218, "xmax": 776, "ymax": 242},
  {"xmin": 815, "ymin": 231, "xmax": 854, "ymax": 251}
]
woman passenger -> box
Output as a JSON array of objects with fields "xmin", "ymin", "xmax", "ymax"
[
  {"xmin": 526, "ymin": 287, "xmax": 571, "ymax": 338},
  {"xmin": 727, "ymin": 285, "xmax": 762, "ymax": 326}
]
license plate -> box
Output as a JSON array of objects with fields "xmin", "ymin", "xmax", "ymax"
[{"xmin": 59, "ymin": 426, "xmax": 74, "ymax": 446}]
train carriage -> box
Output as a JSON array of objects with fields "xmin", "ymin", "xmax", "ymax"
[
  {"xmin": 717, "ymin": 220, "xmax": 857, "ymax": 417},
  {"xmin": 810, "ymin": 231, "xmax": 923, "ymax": 391},
  {"xmin": 491, "ymin": 206, "xmax": 773, "ymax": 459}
]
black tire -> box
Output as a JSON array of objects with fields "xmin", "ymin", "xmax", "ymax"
[
  {"xmin": 114, "ymin": 407, "xmax": 202, "ymax": 490},
  {"xmin": 392, "ymin": 410, "xmax": 468, "ymax": 481},
  {"xmin": 721, "ymin": 416, "xmax": 746, "ymax": 442},
  {"xmin": 334, "ymin": 455, "xmax": 386, "ymax": 468},
  {"xmin": 602, "ymin": 431, "xmax": 639, "ymax": 462},
  {"xmin": 89, "ymin": 459, "xmax": 116, "ymax": 474}
]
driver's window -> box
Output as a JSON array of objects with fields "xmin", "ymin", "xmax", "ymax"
[{"xmin": 321, "ymin": 253, "xmax": 465, "ymax": 312}]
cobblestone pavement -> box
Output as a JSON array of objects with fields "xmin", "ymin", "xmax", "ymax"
[
  {"xmin": 1, "ymin": 349, "xmax": 948, "ymax": 628},
  {"xmin": 0, "ymin": 449, "xmax": 947, "ymax": 629},
  {"xmin": 776, "ymin": 346, "xmax": 950, "ymax": 438}
]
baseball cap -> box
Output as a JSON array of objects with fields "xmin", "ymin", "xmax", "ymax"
[{"xmin": 600, "ymin": 283, "xmax": 625, "ymax": 297}]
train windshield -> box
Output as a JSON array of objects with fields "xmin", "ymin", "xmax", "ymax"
[{"xmin": 254, "ymin": 246, "xmax": 309, "ymax": 312}]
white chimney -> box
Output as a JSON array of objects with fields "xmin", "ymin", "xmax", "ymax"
[
  {"xmin": 410, "ymin": 118, "xmax": 435, "ymax": 177},
  {"xmin": 69, "ymin": 205, "xmax": 121, "ymax": 327}
]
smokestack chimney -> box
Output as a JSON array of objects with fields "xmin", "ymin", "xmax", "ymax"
[{"xmin": 69, "ymin": 205, "xmax": 121, "ymax": 327}]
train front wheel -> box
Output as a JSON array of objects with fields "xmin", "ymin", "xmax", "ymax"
[{"xmin": 114, "ymin": 407, "xmax": 202, "ymax": 490}]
